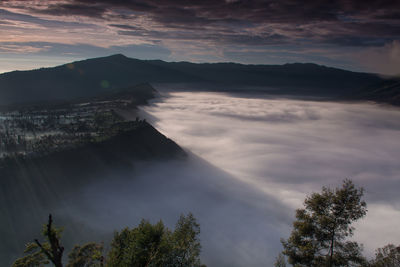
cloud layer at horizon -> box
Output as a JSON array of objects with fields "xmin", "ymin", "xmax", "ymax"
[{"xmin": 0, "ymin": 0, "xmax": 399, "ymax": 74}]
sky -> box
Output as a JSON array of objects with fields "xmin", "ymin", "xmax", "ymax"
[{"xmin": 0, "ymin": 0, "xmax": 400, "ymax": 75}]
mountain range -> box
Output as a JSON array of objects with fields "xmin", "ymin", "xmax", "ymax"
[{"xmin": 0, "ymin": 54, "xmax": 398, "ymax": 106}]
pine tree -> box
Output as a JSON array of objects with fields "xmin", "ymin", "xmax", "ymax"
[
  {"xmin": 274, "ymin": 253, "xmax": 287, "ymax": 267},
  {"xmin": 67, "ymin": 242, "xmax": 104, "ymax": 267},
  {"xmin": 281, "ymin": 179, "xmax": 367, "ymax": 267},
  {"xmin": 12, "ymin": 214, "xmax": 64, "ymax": 267},
  {"xmin": 170, "ymin": 213, "xmax": 202, "ymax": 267},
  {"xmin": 106, "ymin": 213, "xmax": 205, "ymax": 267},
  {"xmin": 369, "ymin": 244, "xmax": 400, "ymax": 267}
]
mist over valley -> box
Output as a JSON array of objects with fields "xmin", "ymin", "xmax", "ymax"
[
  {"xmin": 2, "ymin": 0, "xmax": 400, "ymax": 265},
  {"xmin": 0, "ymin": 57, "xmax": 399, "ymax": 267},
  {"xmin": 4, "ymin": 87, "xmax": 400, "ymax": 266},
  {"xmin": 140, "ymin": 89, "xmax": 400, "ymax": 261}
]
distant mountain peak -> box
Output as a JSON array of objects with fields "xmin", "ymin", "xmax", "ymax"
[
  {"xmin": 108, "ymin": 53, "xmax": 128, "ymax": 59},
  {"xmin": 84, "ymin": 54, "xmax": 130, "ymax": 63},
  {"xmin": 284, "ymin": 62, "xmax": 320, "ymax": 67}
]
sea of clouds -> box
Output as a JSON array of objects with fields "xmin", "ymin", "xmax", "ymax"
[
  {"xmin": 139, "ymin": 90, "xmax": 400, "ymax": 265},
  {"xmin": 47, "ymin": 89, "xmax": 400, "ymax": 267}
]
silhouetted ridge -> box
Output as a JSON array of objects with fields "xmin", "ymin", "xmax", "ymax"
[
  {"xmin": 145, "ymin": 59, "xmax": 383, "ymax": 95},
  {"xmin": 0, "ymin": 55, "xmax": 200, "ymax": 105},
  {"xmin": 107, "ymin": 53, "xmax": 128, "ymax": 59},
  {"xmin": 0, "ymin": 54, "xmax": 392, "ymax": 105},
  {"xmin": 350, "ymin": 79, "xmax": 400, "ymax": 106}
]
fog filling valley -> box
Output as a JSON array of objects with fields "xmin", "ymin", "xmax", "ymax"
[
  {"xmin": 139, "ymin": 90, "xmax": 400, "ymax": 265},
  {"xmin": 5, "ymin": 89, "xmax": 400, "ymax": 266}
]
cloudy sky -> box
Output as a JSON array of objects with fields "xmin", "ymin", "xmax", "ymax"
[{"xmin": 0, "ymin": 0, "xmax": 399, "ymax": 74}]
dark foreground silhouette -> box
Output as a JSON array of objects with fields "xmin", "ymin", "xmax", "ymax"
[
  {"xmin": 11, "ymin": 180, "xmax": 400, "ymax": 267},
  {"xmin": 13, "ymin": 213, "xmax": 205, "ymax": 267}
]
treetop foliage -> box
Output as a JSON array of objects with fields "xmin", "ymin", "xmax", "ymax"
[
  {"xmin": 12, "ymin": 179, "xmax": 398, "ymax": 267},
  {"xmin": 282, "ymin": 179, "xmax": 367, "ymax": 267},
  {"xmin": 369, "ymin": 244, "xmax": 400, "ymax": 267},
  {"xmin": 107, "ymin": 213, "xmax": 203, "ymax": 267},
  {"xmin": 13, "ymin": 213, "xmax": 205, "ymax": 267}
]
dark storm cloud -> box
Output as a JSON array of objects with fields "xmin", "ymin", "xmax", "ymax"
[
  {"xmin": 40, "ymin": 1, "xmax": 400, "ymax": 29},
  {"xmin": 31, "ymin": 3, "xmax": 107, "ymax": 18},
  {"xmin": 109, "ymin": 24, "xmax": 142, "ymax": 31},
  {"xmin": 1, "ymin": 0, "xmax": 400, "ymax": 74},
  {"xmin": 117, "ymin": 28, "xmax": 289, "ymax": 46},
  {"xmin": 0, "ymin": 20, "xmax": 12, "ymax": 25},
  {"xmin": 69, "ymin": 0, "xmax": 340, "ymax": 24},
  {"xmin": 0, "ymin": 0, "xmax": 399, "ymax": 55},
  {"xmin": 324, "ymin": 36, "xmax": 390, "ymax": 47},
  {"xmin": 0, "ymin": 8, "xmax": 91, "ymax": 28},
  {"xmin": 2, "ymin": 0, "xmax": 398, "ymax": 47}
]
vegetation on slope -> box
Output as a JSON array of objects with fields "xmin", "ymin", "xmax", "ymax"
[{"xmin": 13, "ymin": 213, "xmax": 205, "ymax": 267}]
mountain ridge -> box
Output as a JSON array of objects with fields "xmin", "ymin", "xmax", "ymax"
[{"xmin": 0, "ymin": 54, "xmax": 396, "ymax": 106}]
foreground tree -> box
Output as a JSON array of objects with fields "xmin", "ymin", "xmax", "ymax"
[
  {"xmin": 12, "ymin": 242, "xmax": 50, "ymax": 267},
  {"xmin": 106, "ymin": 213, "xmax": 204, "ymax": 267},
  {"xmin": 106, "ymin": 220, "xmax": 170, "ymax": 267},
  {"xmin": 12, "ymin": 215, "xmax": 104, "ymax": 267},
  {"xmin": 13, "ymin": 214, "xmax": 64, "ymax": 267},
  {"xmin": 281, "ymin": 179, "xmax": 367, "ymax": 267},
  {"xmin": 274, "ymin": 253, "xmax": 287, "ymax": 267},
  {"xmin": 369, "ymin": 244, "xmax": 400, "ymax": 267},
  {"xmin": 170, "ymin": 213, "xmax": 202, "ymax": 267},
  {"xmin": 14, "ymin": 213, "xmax": 205, "ymax": 267},
  {"xmin": 67, "ymin": 242, "xmax": 104, "ymax": 267}
]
